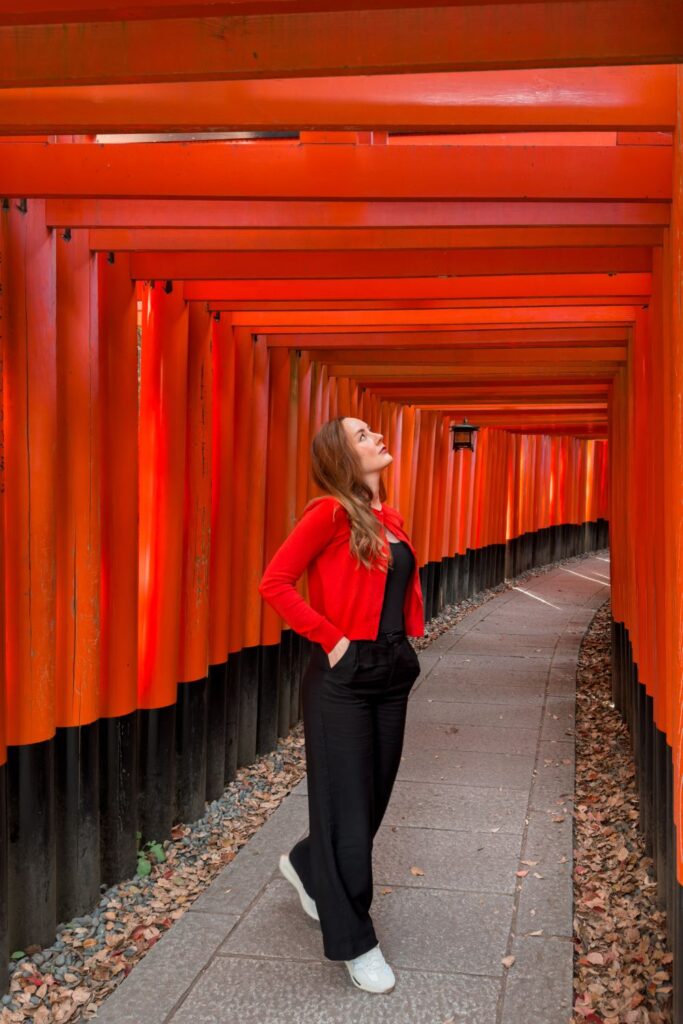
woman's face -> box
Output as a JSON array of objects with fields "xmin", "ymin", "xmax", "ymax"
[{"xmin": 342, "ymin": 417, "xmax": 393, "ymax": 474}]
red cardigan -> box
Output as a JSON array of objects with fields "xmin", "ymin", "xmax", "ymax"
[{"xmin": 258, "ymin": 496, "xmax": 425, "ymax": 653}]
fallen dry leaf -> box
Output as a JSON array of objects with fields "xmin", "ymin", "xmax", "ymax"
[{"xmin": 570, "ymin": 597, "xmax": 672, "ymax": 1023}]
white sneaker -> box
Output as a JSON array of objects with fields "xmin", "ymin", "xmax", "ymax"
[
  {"xmin": 278, "ymin": 853, "xmax": 320, "ymax": 922},
  {"xmin": 345, "ymin": 943, "xmax": 396, "ymax": 993}
]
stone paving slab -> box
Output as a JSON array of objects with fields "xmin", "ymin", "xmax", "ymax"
[
  {"xmin": 541, "ymin": 698, "xmax": 576, "ymax": 742},
  {"xmin": 382, "ymin": 778, "xmax": 530, "ymax": 833},
  {"xmin": 453, "ymin": 632, "xmax": 561, "ymax": 655},
  {"xmin": 347, "ymin": 884, "xmax": 514, "ymax": 978},
  {"xmin": 93, "ymin": 553, "xmax": 609, "ymax": 1024},
  {"xmin": 219, "ymin": 877, "xmax": 515, "ymax": 977},
  {"xmin": 401, "ymin": 719, "xmax": 542, "ymax": 755},
  {"xmin": 515, "ymin": 809, "xmax": 574, "ymax": 938},
  {"xmin": 167, "ymin": 957, "xmax": 502, "ymax": 1024},
  {"xmin": 407, "ymin": 697, "xmax": 545, "ymax": 730},
  {"xmin": 372, "ymin": 824, "xmax": 522, "ymax": 894},
  {"xmin": 414, "ymin": 680, "xmax": 553, "ymax": 707},
  {"xmin": 469, "ymin": 616, "xmax": 570, "ymax": 635},
  {"xmin": 501, "ymin": 936, "xmax": 575, "ymax": 1024},
  {"xmin": 397, "ymin": 748, "xmax": 538, "ymax": 791},
  {"xmin": 421, "ymin": 647, "xmax": 553, "ymax": 671},
  {"xmin": 529, "ymin": 743, "xmax": 575, "ymax": 812}
]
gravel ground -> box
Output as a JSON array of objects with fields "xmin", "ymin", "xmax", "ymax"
[{"xmin": 4, "ymin": 547, "xmax": 661, "ymax": 1024}]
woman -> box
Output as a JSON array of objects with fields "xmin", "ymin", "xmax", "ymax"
[{"xmin": 257, "ymin": 415, "xmax": 425, "ymax": 994}]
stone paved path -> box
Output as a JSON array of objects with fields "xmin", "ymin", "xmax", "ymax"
[{"xmin": 93, "ymin": 553, "xmax": 610, "ymax": 1024}]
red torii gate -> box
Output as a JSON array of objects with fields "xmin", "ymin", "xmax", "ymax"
[{"xmin": 0, "ymin": 4, "xmax": 681, "ymax": 1017}]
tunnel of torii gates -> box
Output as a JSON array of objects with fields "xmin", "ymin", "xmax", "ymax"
[{"xmin": 0, "ymin": 0, "xmax": 682, "ymax": 1008}]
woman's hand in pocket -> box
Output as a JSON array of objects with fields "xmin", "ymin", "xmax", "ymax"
[{"xmin": 327, "ymin": 636, "xmax": 352, "ymax": 669}]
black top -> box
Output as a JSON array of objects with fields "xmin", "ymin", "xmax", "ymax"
[{"xmin": 376, "ymin": 540, "xmax": 415, "ymax": 636}]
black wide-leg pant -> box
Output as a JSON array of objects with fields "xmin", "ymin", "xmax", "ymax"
[{"xmin": 288, "ymin": 632, "xmax": 421, "ymax": 962}]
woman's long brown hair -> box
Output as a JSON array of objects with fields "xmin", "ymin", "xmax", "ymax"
[{"xmin": 304, "ymin": 416, "xmax": 394, "ymax": 572}]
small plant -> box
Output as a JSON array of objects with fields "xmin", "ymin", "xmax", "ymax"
[{"xmin": 135, "ymin": 833, "xmax": 167, "ymax": 877}]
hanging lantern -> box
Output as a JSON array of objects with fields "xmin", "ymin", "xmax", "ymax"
[{"xmin": 450, "ymin": 417, "xmax": 479, "ymax": 452}]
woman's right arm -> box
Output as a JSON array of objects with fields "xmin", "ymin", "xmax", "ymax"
[{"xmin": 257, "ymin": 498, "xmax": 346, "ymax": 655}]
